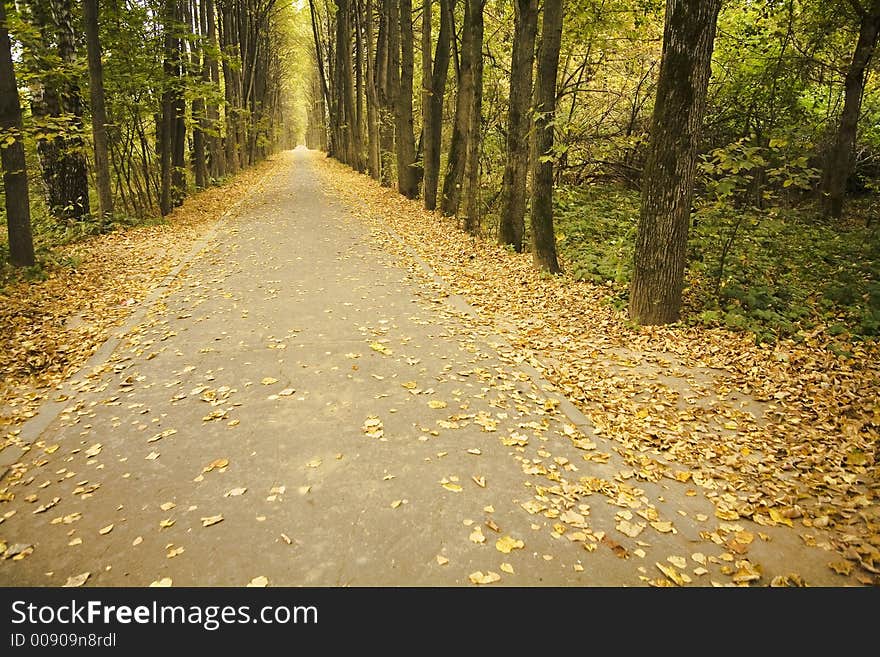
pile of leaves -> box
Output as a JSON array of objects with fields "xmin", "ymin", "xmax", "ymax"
[
  {"xmin": 317, "ymin": 156, "xmax": 879, "ymax": 585},
  {"xmin": 0, "ymin": 158, "xmax": 280, "ymax": 445}
]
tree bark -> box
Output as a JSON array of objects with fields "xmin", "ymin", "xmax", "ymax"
[
  {"xmin": 629, "ymin": 0, "xmax": 721, "ymax": 325},
  {"xmin": 821, "ymin": 0, "xmax": 880, "ymax": 219},
  {"xmin": 0, "ymin": 0, "xmax": 36, "ymax": 266},
  {"xmin": 190, "ymin": 0, "xmax": 208, "ymax": 189},
  {"xmin": 529, "ymin": 0, "xmax": 563, "ymax": 273},
  {"xmin": 21, "ymin": 0, "xmax": 91, "ymax": 221},
  {"xmin": 364, "ymin": 0, "xmax": 381, "ymax": 177},
  {"xmin": 422, "ymin": 0, "xmax": 452, "ymax": 210},
  {"xmin": 498, "ymin": 0, "xmax": 537, "ymax": 251},
  {"xmin": 205, "ymin": 0, "xmax": 226, "ymax": 179},
  {"xmin": 440, "ymin": 0, "xmax": 475, "ymax": 216},
  {"xmin": 461, "ymin": 0, "xmax": 483, "ymax": 233},
  {"xmin": 83, "ymin": 0, "xmax": 114, "ymax": 220},
  {"xmin": 395, "ymin": 0, "xmax": 419, "ymax": 197},
  {"xmin": 160, "ymin": 0, "xmax": 177, "ymax": 215}
]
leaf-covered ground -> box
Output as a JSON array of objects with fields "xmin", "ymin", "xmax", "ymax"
[
  {"xmin": 315, "ymin": 156, "xmax": 880, "ymax": 585},
  {"xmin": 0, "ymin": 158, "xmax": 281, "ymax": 449}
]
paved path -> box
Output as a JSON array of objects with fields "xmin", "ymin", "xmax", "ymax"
[{"xmin": 0, "ymin": 149, "xmax": 847, "ymax": 587}]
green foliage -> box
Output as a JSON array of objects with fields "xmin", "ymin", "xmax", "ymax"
[{"xmin": 554, "ymin": 184, "xmax": 880, "ymax": 342}]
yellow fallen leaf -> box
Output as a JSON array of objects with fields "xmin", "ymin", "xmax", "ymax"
[
  {"xmin": 469, "ymin": 527, "xmax": 486, "ymax": 544},
  {"xmin": 768, "ymin": 509, "xmax": 793, "ymax": 527},
  {"xmin": 468, "ymin": 571, "xmax": 501, "ymax": 585},
  {"xmin": 150, "ymin": 577, "xmax": 172, "ymax": 587},
  {"xmin": 201, "ymin": 514, "xmax": 224, "ymax": 527},
  {"xmin": 159, "ymin": 519, "xmax": 175, "ymax": 529},
  {"xmin": 247, "ymin": 576, "xmax": 269, "ymax": 587},
  {"xmin": 441, "ymin": 482, "xmax": 463, "ymax": 493},
  {"xmin": 650, "ymin": 521, "xmax": 676, "ymax": 534},
  {"xmin": 436, "ymin": 555, "xmax": 449, "ymax": 566},
  {"xmin": 98, "ymin": 524, "xmax": 114, "ymax": 535},
  {"xmin": 160, "ymin": 502, "xmax": 176, "ymax": 511},
  {"xmin": 369, "ymin": 342, "xmax": 392, "ymax": 355},
  {"xmin": 495, "ymin": 536, "xmax": 524, "ymax": 554},
  {"xmin": 260, "ymin": 377, "xmax": 278, "ymax": 385},
  {"xmin": 63, "ymin": 572, "xmax": 90, "ymax": 588},
  {"xmin": 203, "ymin": 458, "xmax": 229, "ymax": 472},
  {"xmin": 428, "ymin": 400, "xmax": 447, "ymax": 409},
  {"xmin": 68, "ymin": 537, "xmax": 82, "ymax": 546},
  {"xmin": 471, "ymin": 475, "xmax": 486, "ymax": 488},
  {"xmin": 500, "ymin": 563, "xmax": 515, "ymax": 574}
]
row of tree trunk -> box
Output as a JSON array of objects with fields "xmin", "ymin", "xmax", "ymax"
[
  {"xmin": 310, "ymin": 0, "xmax": 564, "ymax": 270},
  {"xmin": 2, "ymin": 0, "xmax": 291, "ymax": 270}
]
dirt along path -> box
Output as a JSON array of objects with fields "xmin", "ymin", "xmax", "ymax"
[{"xmin": 0, "ymin": 148, "xmax": 865, "ymax": 587}]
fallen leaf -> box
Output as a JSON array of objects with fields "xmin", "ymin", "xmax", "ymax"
[
  {"xmin": 247, "ymin": 576, "xmax": 269, "ymax": 587},
  {"xmin": 160, "ymin": 502, "xmax": 176, "ymax": 511},
  {"xmin": 500, "ymin": 563, "xmax": 515, "ymax": 574},
  {"xmin": 472, "ymin": 475, "xmax": 486, "ymax": 488},
  {"xmin": 203, "ymin": 458, "xmax": 229, "ymax": 472},
  {"xmin": 496, "ymin": 536, "xmax": 524, "ymax": 554},
  {"xmin": 201, "ymin": 514, "xmax": 224, "ymax": 527},
  {"xmin": 84, "ymin": 444, "xmax": 102, "ymax": 458},
  {"xmin": 150, "ymin": 577, "xmax": 172, "ymax": 587},
  {"xmin": 469, "ymin": 527, "xmax": 486, "ymax": 544},
  {"xmin": 68, "ymin": 537, "xmax": 82, "ymax": 546},
  {"xmin": 98, "ymin": 524, "xmax": 114, "ymax": 535},
  {"xmin": 63, "ymin": 572, "xmax": 90, "ymax": 588},
  {"xmin": 428, "ymin": 400, "xmax": 447, "ymax": 409},
  {"xmin": 441, "ymin": 482, "xmax": 463, "ymax": 493},
  {"xmin": 468, "ymin": 571, "xmax": 501, "ymax": 585},
  {"xmin": 145, "ymin": 451, "xmax": 160, "ymax": 461},
  {"xmin": 260, "ymin": 377, "xmax": 278, "ymax": 385},
  {"xmin": 224, "ymin": 487, "xmax": 247, "ymax": 497},
  {"xmin": 436, "ymin": 555, "xmax": 449, "ymax": 566}
]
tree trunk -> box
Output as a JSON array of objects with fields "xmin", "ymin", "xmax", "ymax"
[
  {"xmin": 529, "ymin": 0, "xmax": 563, "ymax": 273},
  {"xmin": 461, "ymin": 0, "xmax": 483, "ymax": 233},
  {"xmin": 335, "ymin": 0, "xmax": 358, "ymax": 167},
  {"xmin": 498, "ymin": 0, "xmax": 537, "ymax": 251},
  {"xmin": 190, "ymin": 0, "xmax": 208, "ymax": 189},
  {"xmin": 364, "ymin": 0, "xmax": 381, "ymax": 177},
  {"xmin": 377, "ymin": 0, "xmax": 394, "ymax": 184},
  {"xmin": 821, "ymin": 0, "xmax": 880, "ymax": 219},
  {"xmin": 422, "ymin": 0, "xmax": 453, "ymax": 210},
  {"xmin": 440, "ymin": 0, "xmax": 475, "ymax": 216},
  {"xmin": 629, "ymin": 0, "xmax": 721, "ymax": 325},
  {"xmin": 220, "ymin": 0, "xmax": 240, "ymax": 174},
  {"xmin": 83, "ymin": 0, "xmax": 114, "ymax": 221},
  {"xmin": 396, "ymin": 0, "xmax": 419, "ymax": 197},
  {"xmin": 160, "ymin": 0, "xmax": 177, "ymax": 215},
  {"xmin": 0, "ymin": 0, "xmax": 36, "ymax": 266},
  {"xmin": 205, "ymin": 0, "xmax": 226, "ymax": 179},
  {"xmin": 22, "ymin": 0, "xmax": 91, "ymax": 221}
]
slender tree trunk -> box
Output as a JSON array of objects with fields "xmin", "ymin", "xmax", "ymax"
[
  {"xmin": 377, "ymin": 0, "xmax": 394, "ymax": 184},
  {"xmin": 83, "ymin": 0, "xmax": 114, "ymax": 221},
  {"xmin": 498, "ymin": 0, "xmax": 537, "ymax": 251},
  {"xmin": 629, "ymin": 0, "xmax": 721, "ymax": 324},
  {"xmin": 204, "ymin": 0, "xmax": 225, "ymax": 179},
  {"xmin": 530, "ymin": 0, "xmax": 563, "ymax": 273},
  {"xmin": 160, "ymin": 0, "xmax": 177, "ymax": 214},
  {"xmin": 422, "ymin": 0, "xmax": 452, "ymax": 210},
  {"xmin": 220, "ymin": 0, "xmax": 240, "ymax": 174},
  {"xmin": 22, "ymin": 0, "xmax": 91, "ymax": 221},
  {"xmin": 308, "ymin": 0, "xmax": 332, "ymax": 154},
  {"xmin": 354, "ymin": 0, "xmax": 365, "ymax": 166},
  {"xmin": 822, "ymin": 0, "xmax": 880, "ymax": 219},
  {"xmin": 396, "ymin": 0, "xmax": 419, "ymax": 197},
  {"xmin": 364, "ymin": 0, "xmax": 381, "ymax": 177},
  {"xmin": 461, "ymin": 0, "xmax": 483, "ymax": 233},
  {"xmin": 190, "ymin": 0, "xmax": 208, "ymax": 188},
  {"xmin": 0, "ymin": 0, "xmax": 35, "ymax": 266},
  {"xmin": 440, "ymin": 0, "xmax": 475, "ymax": 216}
]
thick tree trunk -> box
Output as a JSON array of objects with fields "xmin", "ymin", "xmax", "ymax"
[
  {"xmin": 335, "ymin": 0, "xmax": 359, "ymax": 167},
  {"xmin": 529, "ymin": 0, "xmax": 563, "ymax": 273},
  {"xmin": 821, "ymin": 0, "xmax": 880, "ymax": 219},
  {"xmin": 629, "ymin": 0, "xmax": 721, "ymax": 325},
  {"xmin": 83, "ymin": 0, "xmax": 114, "ymax": 220},
  {"xmin": 422, "ymin": 0, "xmax": 452, "ymax": 210},
  {"xmin": 0, "ymin": 0, "xmax": 36, "ymax": 266},
  {"xmin": 396, "ymin": 0, "xmax": 419, "ymax": 197},
  {"xmin": 220, "ymin": 0, "xmax": 240, "ymax": 174},
  {"xmin": 498, "ymin": 0, "xmax": 537, "ymax": 251}
]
